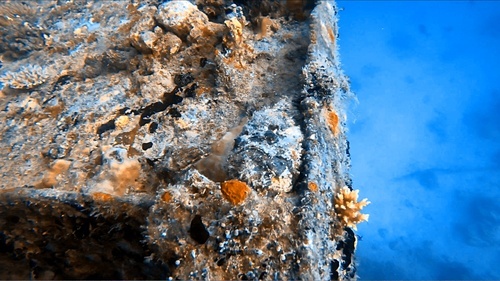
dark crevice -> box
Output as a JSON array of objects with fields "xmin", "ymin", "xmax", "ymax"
[
  {"xmin": 341, "ymin": 227, "xmax": 356, "ymax": 269},
  {"xmin": 97, "ymin": 119, "xmax": 116, "ymax": 137},
  {"xmin": 139, "ymin": 101, "xmax": 169, "ymax": 126},
  {"xmin": 149, "ymin": 122, "xmax": 159, "ymax": 133},
  {"xmin": 138, "ymin": 92, "xmax": 183, "ymax": 126},
  {"xmin": 330, "ymin": 260, "xmax": 340, "ymax": 280},
  {"xmin": 51, "ymin": 75, "xmax": 72, "ymax": 92},
  {"xmin": 96, "ymin": 91, "xmax": 183, "ymax": 137},
  {"xmin": 291, "ymin": 92, "xmax": 311, "ymax": 194},
  {"xmin": 0, "ymin": 197, "xmax": 166, "ymax": 279},
  {"xmin": 142, "ymin": 142, "xmax": 153, "ymax": 150},
  {"xmin": 174, "ymin": 73, "xmax": 194, "ymax": 87},
  {"xmin": 189, "ymin": 215, "xmax": 210, "ymax": 244}
]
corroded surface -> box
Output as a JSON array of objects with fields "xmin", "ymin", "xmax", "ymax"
[{"xmin": 0, "ymin": 1, "xmax": 367, "ymax": 280}]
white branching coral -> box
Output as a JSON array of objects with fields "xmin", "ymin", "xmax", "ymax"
[
  {"xmin": 0, "ymin": 65, "xmax": 49, "ymax": 90},
  {"xmin": 334, "ymin": 186, "xmax": 370, "ymax": 230}
]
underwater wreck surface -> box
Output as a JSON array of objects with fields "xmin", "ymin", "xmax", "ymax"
[{"xmin": 0, "ymin": 0, "xmax": 368, "ymax": 279}]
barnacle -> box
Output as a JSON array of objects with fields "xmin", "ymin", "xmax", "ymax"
[
  {"xmin": 334, "ymin": 186, "xmax": 370, "ymax": 230},
  {"xmin": 220, "ymin": 179, "xmax": 251, "ymax": 205},
  {"xmin": 0, "ymin": 65, "xmax": 49, "ymax": 90}
]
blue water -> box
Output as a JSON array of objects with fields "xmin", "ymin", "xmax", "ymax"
[{"xmin": 336, "ymin": 1, "xmax": 500, "ymax": 279}]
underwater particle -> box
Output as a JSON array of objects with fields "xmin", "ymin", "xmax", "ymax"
[
  {"xmin": 189, "ymin": 215, "xmax": 210, "ymax": 244},
  {"xmin": 220, "ymin": 179, "xmax": 251, "ymax": 205}
]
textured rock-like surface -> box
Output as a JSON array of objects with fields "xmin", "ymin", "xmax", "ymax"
[{"xmin": 0, "ymin": 0, "xmax": 366, "ymax": 280}]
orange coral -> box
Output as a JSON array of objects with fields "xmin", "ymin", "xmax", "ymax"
[
  {"xmin": 220, "ymin": 179, "xmax": 251, "ymax": 205},
  {"xmin": 334, "ymin": 186, "xmax": 370, "ymax": 230}
]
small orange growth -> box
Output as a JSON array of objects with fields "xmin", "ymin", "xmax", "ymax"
[
  {"xmin": 308, "ymin": 182, "xmax": 318, "ymax": 192},
  {"xmin": 326, "ymin": 110, "xmax": 340, "ymax": 136},
  {"xmin": 221, "ymin": 179, "xmax": 251, "ymax": 205},
  {"xmin": 92, "ymin": 192, "xmax": 114, "ymax": 202},
  {"xmin": 161, "ymin": 191, "xmax": 172, "ymax": 203}
]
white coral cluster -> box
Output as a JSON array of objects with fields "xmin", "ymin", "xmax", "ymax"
[
  {"xmin": 334, "ymin": 186, "xmax": 370, "ymax": 230},
  {"xmin": 0, "ymin": 65, "xmax": 49, "ymax": 90}
]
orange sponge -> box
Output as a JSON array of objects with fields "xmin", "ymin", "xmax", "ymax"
[{"xmin": 221, "ymin": 179, "xmax": 251, "ymax": 205}]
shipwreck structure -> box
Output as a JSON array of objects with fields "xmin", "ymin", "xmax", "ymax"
[{"xmin": 0, "ymin": 0, "xmax": 369, "ymax": 279}]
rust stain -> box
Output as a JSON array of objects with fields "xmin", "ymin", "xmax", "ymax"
[
  {"xmin": 326, "ymin": 109, "xmax": 340, "ymax": 136},
  {"xmin": 326, "ymin": 25, "xmax": 336, "ymax": 46}
]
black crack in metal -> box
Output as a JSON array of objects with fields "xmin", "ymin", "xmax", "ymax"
[{"xmin": 291, "ymin": 94, "xmax": 309, "ymax": 193}]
